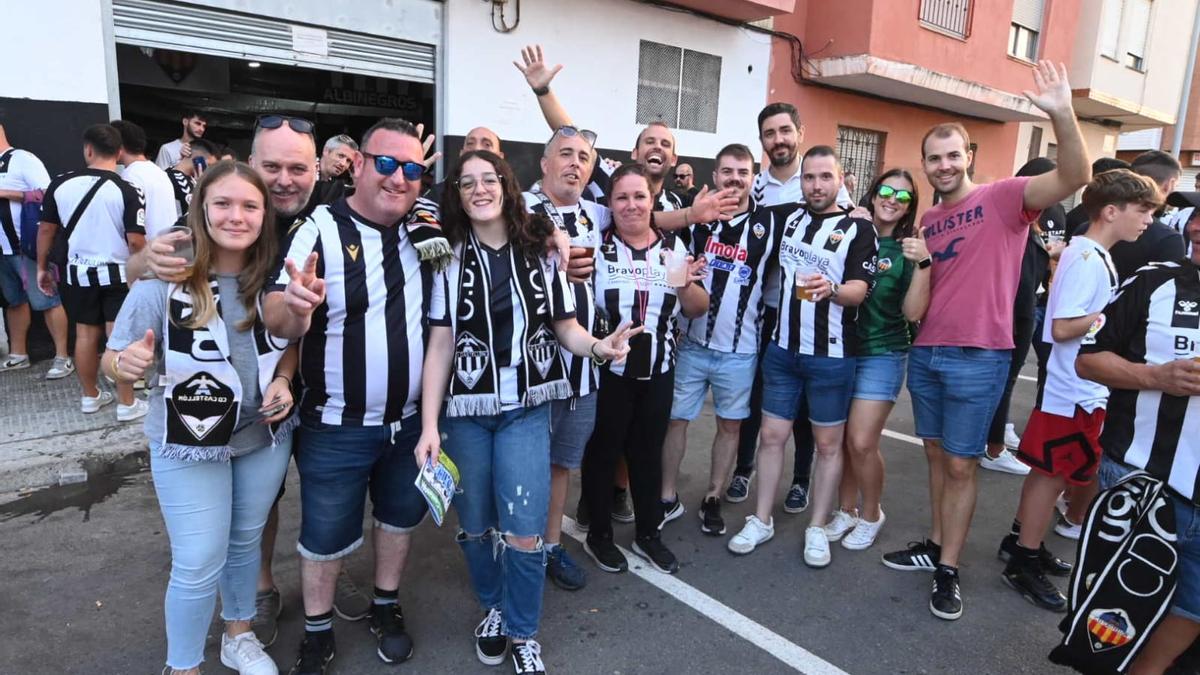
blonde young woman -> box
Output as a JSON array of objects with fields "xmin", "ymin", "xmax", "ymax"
[{"xmin": 103, "ymin": 161, "xmax": 298, "ymax": 675}]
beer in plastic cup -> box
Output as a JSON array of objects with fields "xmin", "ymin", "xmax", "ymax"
[
  {"xmin": 795, "ymin": 273, "xmax": 818, "ymax": 301},
  {"xmin": 664, "ymin": 250, "xmax": 688, "ymax": 287}
]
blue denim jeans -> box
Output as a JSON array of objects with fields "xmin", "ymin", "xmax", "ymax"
[
  {"xmin": 444, "ymin": 404, "xmax": 551, "ymax": 640},
  {"xmin": 151, "ymin": 437, "xmax": 293, "ymax": 669}
]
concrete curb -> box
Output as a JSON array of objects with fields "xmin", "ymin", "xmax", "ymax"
[{"xmin": 0, "ymin": 423, "xmax": 148, "ymax": 495}]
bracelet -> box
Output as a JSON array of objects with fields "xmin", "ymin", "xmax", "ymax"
[
  {"xmin": 112, "ymin": 351, "xmax": 124, "ymax": 380},
  {"xmin": 273, "ymin": 374, "xmax": 293, "ymax": 387},
  {"xmin": 589, "ymin": 340, "xmax": 606, "ymax": 365},
  {"xmin": 532, "ymin": 84, "xmax": 551, "ymax": 96}
]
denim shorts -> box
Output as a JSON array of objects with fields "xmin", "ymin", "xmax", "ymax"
[
  {"xmin": 550, "ymin": 392, "xmax": 597, "ymax": 470},
  {"xmin": 908, "ymin": 346, "xmax": 1011, "ymax": 458},
  {"xmin": 760, "ymin": 342, "xmax": 856, "ymax": 426},
  {"xmin": 670, "ymin": 339, "xmax": 758, "ymax": 420},
  {"xmin": 852, "ymin": 351, "xmax": 908, "ymax": 402},
  {"xmin": 293, "ymin": 414, "xmax": 427, "ymax": 560},
  {"xmin": 0, "ymin": 254, "xmax": 60, "ymax": 311}
]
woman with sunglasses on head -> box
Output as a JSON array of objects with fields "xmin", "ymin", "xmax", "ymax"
[
  {"xmin": 102, "ymin": 161, "xmax": 298, "ymax": 675},
  {"xmin": 831, "ymin": 169, "xmax": 930, "ymax": 551},
  {"xmin": 580, "ymin": 163, "xmax": 708, "ymax": 575},
  {"xmin": 415, "ymin": 150, "xmax": 637, "ymax": 675}
]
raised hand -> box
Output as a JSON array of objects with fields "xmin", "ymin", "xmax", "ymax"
[
  {"xmin": 514, "ymin": 44, "xmax": 563, "ymax": 91},
  {"xmin": 117, "ymin": 329, "xmax": 156, "ymax": 383},
  {"xmin": 414, "ymin": 122, "xmax": 443, "ymax": 170},
  {"xmin": 284, "ymin": 252, "xmax": 326, "ymax": 318},
  {"xmin": 594, "ymin": 320, "xmax": 645, "ymax": 364},
  {"xmin": 1023, "ymin": 60, "xmax": 1073, "ymax": 119},
  {"xmin": 689, "ymin": 186, "xmax": 741, "ymax": 224}
]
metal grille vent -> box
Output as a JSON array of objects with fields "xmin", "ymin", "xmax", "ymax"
[{"xmin": 636, "ymin": 41, "xmax": 721, "ymax": 133}]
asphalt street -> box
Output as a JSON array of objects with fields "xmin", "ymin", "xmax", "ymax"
[{"xmin": 0, "ymin": 360, "xmax": 1087, "ymax": 675}]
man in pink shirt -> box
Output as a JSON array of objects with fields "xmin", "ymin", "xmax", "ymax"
[{"xmin": 880, "ymin": 61, "xmax": 1092, "ymax": 621}]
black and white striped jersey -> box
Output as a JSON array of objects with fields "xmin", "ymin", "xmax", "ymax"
[
  {"xmin": 686, "ymin": 206, "xmax": 783, "ymax": 354},
  {"xmin": 582, "ymin": 157, "xmax": 685, "ymax": 212},
  {"xmin": 594, "ymin": 229, "xmax": 693, "ymax": 379},
  {"xmin": 269, "ymin": 198, "xmax": 435, "ymax": 426},
  {"xmin": 41, "ymin": 169, "xmax": 146, "ymax": 287},
  {"xmin": 0, "ymin": 148, "xmax": 51, "ymax": 255},
  {"xmin": 1080, "ymin": 260, "xmax": 1200, "ymax": 503},
  {"xmin": 523, "ymin": 190, "xmax": 612, "ymax": 396},
  {"xmin": 773, "ymin": 209, "xmax": 877, "ymax": 357},
  {"xmin": 165, "ymin": 168, "xmax": 194, "ymax": 217}
]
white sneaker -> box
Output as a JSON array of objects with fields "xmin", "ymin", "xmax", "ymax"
[
  {"xmin": 117, "ymin": 398, "xmax": 149, "ymax": 422},
  {"xmin": 220, "ymin": 631, "xmax": 278, "ymax": 675},
  {"xmin": 46, "ymin": 356, "xmax": 75, "ymax": 380},
  {"xmin": 1004, "ymin": 423, "xmax": 1021, "ymax": 450},
  {"xmin": 81, "ymin": 390, "xmax": 115, "ymax": 414},
  {"xmin": 842, "ymin": 510, "xmax": 887, "ymax": 551},
  {"xmin": 727, "ymin": 515, "xmax": 774, "ymax": 555},
  {"xmin": 1055, "ymin": 516, "xmax": 1083, "ymax": 540},
  {"xmin": 0, "ymin": 354, "xmax": 30, "ymax": 371},
  {"xmin": 804, "ymin": 526, "xmax": 831, "ymax": 568},
  {"xmin": 1055, "ymin": 492, "xmax": 1070, "ymax": 518},
  {"xmin": 823, "ymin": 509, "xmax": 859, "ymax": 542},
  {"xmin": 980, "ymin": 449, "xmax": 1030, "ymax": 475}
]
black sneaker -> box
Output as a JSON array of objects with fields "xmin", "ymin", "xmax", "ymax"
[
  {"xmin": 611, "ymin": 488, "xmax": 635, "ymax": 523},
  {"xmin": 930, "ymin": 565, "xmax": 963, "ymax": 620},
  {"xmin": 699, "ymin": 496, "xmax": 726, "ymax": 535},
  {"xmin": 546, "ymin": 545, "xmax": 587, "ymax": 591},
  {"xmin": 584, "ymin": 536, "xmax": 628, "ymax": 573},
  {"xmin": 511, "ymin": 639, "xmax": 547, "ymax": 675},
  {"xmin": 368, "ymin": 602, "xmax": 414, "ymax": 664},
  {"xmin": 1002, "ymin": 558, "xmax": 1068, "ymax": 612},
  {"xmin": 882, "ymin": 539, "xmax": 941, "ymax": 572},
  {"xmin": 783, "ymin": 483, "xmax": 809, "ymax": 513},
  {"xmin": 474, "ymin": 607, "xmax": 509, "ymax": 666},
  {"xmin": 725, "ymin": 471, "xmax": 752, "ymax": 503},
  {"xmin": 575, "ymin": 500, "xmax": 590, "ymax": 532},
  {"xmin": 290, "ymin": 631, "xmax": 335, "ymax": 675},
  {"xmin": 997, "ymin": 534, "xmax": 1072, "ymax": 578},
  {"xmin": 632, "ymin": 535, "xmax": 680, "ymax": 574}
]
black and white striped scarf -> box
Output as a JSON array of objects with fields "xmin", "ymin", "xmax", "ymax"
[
  {"xmin": 444, "ymin": 231, "xmax": 570, "ymax": 416},
  {"xmin": 159, "ymin": 280, "xmax": 297, "ymax": 461}
]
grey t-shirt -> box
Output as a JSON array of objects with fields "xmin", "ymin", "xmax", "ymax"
[{"xmin": 108, "ymin": 275, "xmax": 274, "ymax": 455}]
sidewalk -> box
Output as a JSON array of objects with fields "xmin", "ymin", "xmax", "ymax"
[{"xmin": 0, "ymin": 356, "xmax": 148, "ymax": 494}]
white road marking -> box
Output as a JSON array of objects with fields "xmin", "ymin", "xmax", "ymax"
[
  {"xmin": 562, "ymin": 517, "xmax": 850, "ymax": 675},
  {"xmin": 1017, "ymin": 374, "xmax": 1037, "ymax": 382}
]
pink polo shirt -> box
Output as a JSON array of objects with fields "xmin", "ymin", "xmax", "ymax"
[{"xmin": 913, "ymin": 177, "xmax": 1038, "ymax": 350}]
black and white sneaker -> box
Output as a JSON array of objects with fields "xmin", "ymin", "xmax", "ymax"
[
  {"xmin": 930, "ymin": 565, "xmax": 963, "ymax": 621},
  {"xmin": 584, "ymin": 537, "xmax": 628, "ymax": 573},
  {"xmin": 368, "ymin": 602, "xmax": 414, "ymax": 663},
  {"xmin": 699, "ymin": 496, "xmax": 726, "ymax": 536},
  {"xmin": 725, "ymin": 471, "xmax": 752, "ymax": 503},
  {"xmin": 511, "ymin": 639, "xmax": 547, "ymax": 675},
  {"xmin": 881, "ymin": 539, "xmax": 941, "ymax": 572},
  {"xmin": 289, "ymin": 631, "xmax": 335, "ymax": 675},
  {"xmin": 660, "ymin": 495, "xmax": 685, "ymax": 527},
  {"xmin": 474, "ymin": 607, "xmax": 509, "ymax": 666},
  {"xmin": 632, "ymin": 535, "xmax": 680, "ymax": 574}
]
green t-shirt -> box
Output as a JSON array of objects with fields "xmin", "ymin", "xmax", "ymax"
[{"xmin": 857, "ymin": 236, "xmax": 915, "ymax": 355}]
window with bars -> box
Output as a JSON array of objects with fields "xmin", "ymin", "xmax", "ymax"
[
  {"xmin": 836, "ymin": 127, "xmax": 886, "ymax": 205},
  {"xmin": 919, "ymin": 0, "xmax": 973, "ymax": 38},
  {"xmin": 636, "ymin": 40, "xmax": 721, "ymax": 133}
]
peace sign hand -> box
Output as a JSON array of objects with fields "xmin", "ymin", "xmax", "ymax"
[
  {"xmin": 414, "ymin": 122, "xmax": 443, "ymax": 170},
  {"xmin": 284, "ymin": 252, "xmax": 326, "ymax": 318},
  {"xmin": 593, "ymin": 320, "xmax": 645, "ymax": 364},
  {"xmin": 514, "ymin": 44, "xmax": 563, "ymax": 91}
]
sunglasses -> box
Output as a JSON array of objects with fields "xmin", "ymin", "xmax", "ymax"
[
  {"xmin": 876, "ymin": 185, "xmax": 913, "ymax": 204},
  {"xmin": 550, "ymin": 125, "xmax": 597, "ymax": 147},
  {"xmin": 361, "ymin": 152, "xmax": 425, "ymax": 181},
  {"xmin": 255, "ymin": 115, "xmax": 315, "ymax": 136}
]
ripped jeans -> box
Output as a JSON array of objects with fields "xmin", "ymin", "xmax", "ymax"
[{"xmin": 443, "ymin": 403, "xmax": 551, "ymax": 639}]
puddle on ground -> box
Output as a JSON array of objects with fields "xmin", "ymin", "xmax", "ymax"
[{"xmin": 0, "ymin": 451, "xmax": 149, "ymax": 523}]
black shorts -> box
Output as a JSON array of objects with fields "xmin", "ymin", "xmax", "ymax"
[{"xmin": 60, "ymin": 283, "xmax": 129, "ymax": 326}]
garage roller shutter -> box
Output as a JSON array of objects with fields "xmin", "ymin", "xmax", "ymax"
[{"xmin": 112, "ymin": 0, "xmax": 436, "ymax": 83}]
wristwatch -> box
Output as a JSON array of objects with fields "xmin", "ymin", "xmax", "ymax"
[
  {"xmin": 917, "ymin": 256, "xmax": 932, "ymax": 270},
  {"xmin": 829, "ymin": 280, "xmax": 841, "ymax": 299}
]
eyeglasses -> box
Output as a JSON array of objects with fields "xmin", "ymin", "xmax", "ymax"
[
  {"xmin": 549, "ymin": 125, "xmax": 597, "ymax": 147},
  {"xmin": 361, "ymin": 152, "xmax": 425, "ymax": 181},
  {"xmin": 455, "ymin": 174, "xmax": 503, "ymax": 194},
  {"xmin": 255, "ymin": 115, "xmax": 315, "ymax": 136},
  {"xmin": 876, "ymin": 185, "xmax": 913, "ymax": 204}
]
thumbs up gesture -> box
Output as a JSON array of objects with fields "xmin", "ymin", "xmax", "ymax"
[
  {"xmin": 116, "ymin": 329, "xmax": 156, "ymax": 383},
  {"xmin": 284, "ymin": 252, "xmax": 326, "ymax": 318}
]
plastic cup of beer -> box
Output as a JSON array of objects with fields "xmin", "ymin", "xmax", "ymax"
[
  {"xmin": 795, "ymin": 272, "xmax": 818, "ymax": 301},
  {"xmin": 163, "ymin": 225, "xmax": 195, "ymax": 269},
  {"xmin": 664, "ymin": 250, "xmax": 688, "ymax": 287}
]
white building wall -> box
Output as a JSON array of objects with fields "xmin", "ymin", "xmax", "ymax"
[
  {"xmin": 444, "ymin": 0, "xmax": 772, "ymax": 157},
  {"xmin": 2, "ymin": 0, "xmax": 109, "ymax": 104}
]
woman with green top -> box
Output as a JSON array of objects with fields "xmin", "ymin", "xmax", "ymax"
[{"xmin": 828, "ymin": 169, "xmax": 931, "ymax": 551}]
